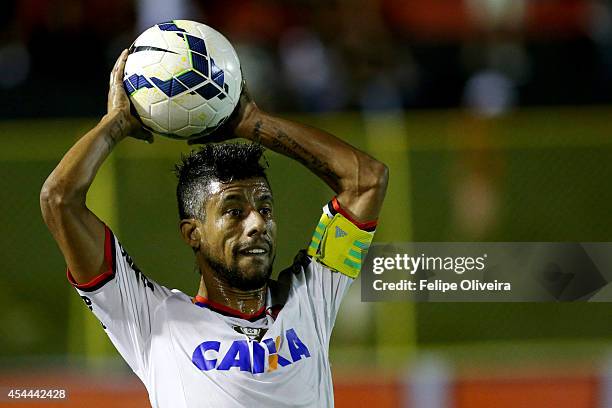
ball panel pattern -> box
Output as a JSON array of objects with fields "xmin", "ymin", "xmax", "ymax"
[
  {"xmin": 149, "ymin": 99, "xmax": 170, "ymax": 132},
  {"xmin": 168, "ymin": 101, "xmax": 190, "ymax": 132},
  {"xmin": 122, "ymin": 20, "xmax": 242, "ymax": 139}
]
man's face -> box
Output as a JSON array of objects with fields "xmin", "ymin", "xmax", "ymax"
[{"xmin": 198, "ymin": 177, "xmax": 276, "ymax": 290}]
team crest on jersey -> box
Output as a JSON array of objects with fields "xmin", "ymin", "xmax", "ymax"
[
  {"xmin": 192, "ymin": 328, "xmax": 311, "ymax": 374},
  {"xmin": 233, "ymin": 326, "xmax": 267, "ymax": 342}
]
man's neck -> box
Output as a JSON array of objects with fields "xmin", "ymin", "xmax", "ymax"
[{"xmin": 196, "ymin": 274, "xmax": 267, "ymax": 316}]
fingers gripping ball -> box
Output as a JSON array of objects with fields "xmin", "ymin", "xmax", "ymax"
[{"xmin": 123, "ymin": 20, "xmax": 242, "ymax": 140}]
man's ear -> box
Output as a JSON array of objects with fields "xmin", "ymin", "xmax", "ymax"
[{"xmin": 180, "ymin": 219, "xmax": 201, "ymax": 250}]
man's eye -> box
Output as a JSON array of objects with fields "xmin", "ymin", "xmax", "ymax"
[
  {"xmin": 260, "ymin": 207, "xmax": 272, "ymax": 216},
  {"xmin": 227, "ymin": 209, "xmax": 242, "ymax": 217}
]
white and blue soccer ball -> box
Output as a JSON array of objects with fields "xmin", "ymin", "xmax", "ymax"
[{"xmin": 123, "ymin": 20, "xmax": 242, "ymax": 139}]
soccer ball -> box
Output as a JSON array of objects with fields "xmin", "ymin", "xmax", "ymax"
[{"xmin": 123, "ymin": 20, "xmax": 242, "ymax": 139}]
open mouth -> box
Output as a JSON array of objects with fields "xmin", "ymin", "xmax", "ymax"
[{"xmin": 239, "ymin": 247, "xmax": 269, "ymax": 256}]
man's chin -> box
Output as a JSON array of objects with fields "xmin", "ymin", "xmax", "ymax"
[
  {"xmin": 236, "ymin": 255, "xmax": 273, "ymax": 276},
  {"xmin": 221, "ymin": 263, "xmax": 273, "ymax": 291},
  {"xmin": 236, "ymin": 263, "xmax": 273, "ymax": 285},
  {"xmin": 238, "ymin": 257, "xmax": 271, "ymax": 273},
  {"xmin": 206, "ymin": 253, "xmax": 274, "ymax": 291},
  {"xmin": 229, "ymin": 268, "xmax": 272, "ymax": 291}
]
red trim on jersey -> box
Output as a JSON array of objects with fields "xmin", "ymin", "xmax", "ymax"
[
  {"xmin": 331, "ymin": 197, "xmax": 378, "ymax": 231},
  {"xmin": 266, "ymin": 304, "xmax": 283, "ymax": 321},
  {"xmin": 67, "ymin": 226, "xmax": 114, "ymax": 289},
  {"xmin": 193, "ymin": 295, "xmax": 266, "ymax": 321}
]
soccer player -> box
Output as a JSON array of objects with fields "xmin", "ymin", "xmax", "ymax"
[{"xmin": 40, "ymin": 50, "xmax": 388, "ymax": 407}]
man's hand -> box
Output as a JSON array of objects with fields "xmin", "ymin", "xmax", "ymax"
[
  {"xmin": 107, "ymin": 49, "xmax": 153, "ymax": 144},
  {"xmin": 187, "ymin": 81, "xmax": 259, "ymax": 145}
]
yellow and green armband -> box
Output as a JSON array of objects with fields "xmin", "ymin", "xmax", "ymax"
[{"xmin": 307, "ymin": 205, "xmax": 375, "ymax": 278}]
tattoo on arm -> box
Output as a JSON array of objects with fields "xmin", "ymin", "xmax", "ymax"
[
  {"xmin": 270, "ymin": 128, "xmax": 340, "ymax": 187},
  {"xmin": 252, "ymin": 120, "xmax": 263, "ymax": 144},
  {"xmin": 105, "ymin": 119, "xmax": 123, "ymax": 154}
]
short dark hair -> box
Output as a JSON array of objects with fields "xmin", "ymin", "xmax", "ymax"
[{"xmin": 174, "ymin": 143, "xmax": 268, "ymax": 220}]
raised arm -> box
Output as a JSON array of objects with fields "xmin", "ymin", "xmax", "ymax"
[
  {"xmin": 203, "ymin": 90, "xmax": 388, "ymax": 221},
  {"xmin": 40, "ymin": 50, "xmax": 151, "ymax": 284}
]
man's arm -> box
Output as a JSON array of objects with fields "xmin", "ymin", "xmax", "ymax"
[
  {"xmin": 217, "ymin": 91, "xmax": 388, "ymax": 221},
  {"xmin": 40, "ymin": 50, "xmax": 151, "ymax": 284}
]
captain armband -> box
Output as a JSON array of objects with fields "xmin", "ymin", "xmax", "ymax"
[{"xmin": 307, "ymin": 211, "xmax": 375, "ymax": 278}]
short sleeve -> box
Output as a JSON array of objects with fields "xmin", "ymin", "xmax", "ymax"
[
  {"xmin": 287, "ymin": 198, "xmax": 377, "ymax": 335},
  {"xmin": 67, "ymin": 226, "xmax": 172, "ymax": 378}
]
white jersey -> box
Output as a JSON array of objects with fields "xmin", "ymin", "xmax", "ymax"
[{"xmin": 68, "ymin": 199, "xmax": 376, "ymax": 408}]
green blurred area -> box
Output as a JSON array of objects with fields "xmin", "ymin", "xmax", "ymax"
[{"xmin": 1, "ymin": 108, "xmax": 612, "ymax": 368}]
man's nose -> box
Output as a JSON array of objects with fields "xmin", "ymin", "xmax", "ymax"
[{"xmin": 245, "ymin": 209, "xmax": 267, "ymax": 237}]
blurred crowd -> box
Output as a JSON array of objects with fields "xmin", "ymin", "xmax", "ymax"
[{"xmin": 2, "ymin": 0, "xmax": 612, "ymax": 118}]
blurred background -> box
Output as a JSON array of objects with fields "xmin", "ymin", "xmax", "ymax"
[{"xmin": 2, "ymin": 0, "xmax": 612, "ymax": 407}]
